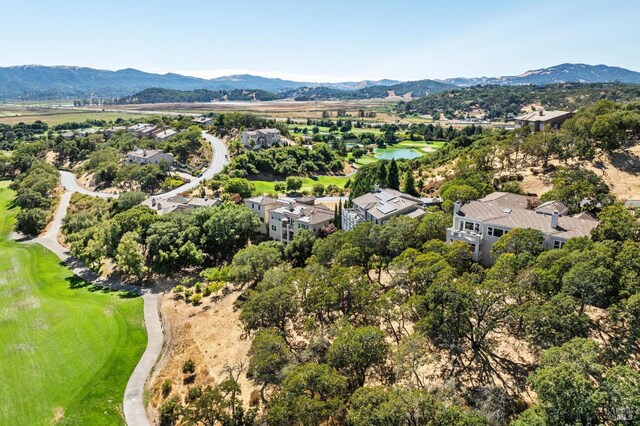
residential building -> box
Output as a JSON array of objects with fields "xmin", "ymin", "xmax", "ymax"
[
  {"xmin": 193, "ymin": 116, "xmax": 213, "ymax": 126},
  {"xmin": 446, "ymin": 192, "xmax": 599, "ymax": 264},
  {"xmin": 103, "ymin": 126, "xmax": 127, "ymax": 137},
  {"xmin": 144, "ymin": 195, "xmax": 221, "ymax": 215},
  {"xmin": 128, "ymin": 123, "xmax": 157, "ymax": 137},
  {"xmin": 244, "ymin": 195, "xmax": 283, "ymax": 233},
  {"xmin": 269, "ymin": 202, "xmax": 334, "ymax": 243},
  {"xmin": 153, "ymin": 128, "xmax": 177, "ymax": 142},
  {"xmin": 126, "ymin": 148, "xmax": 174, "ymax": 166},
  {"xmin": 342, "ymin": 186, "xmax": 434, "ymax": 231},
  {"xmin": 515, "ymin": 110, "xmax": 574, "ymax": 132},
  {"xmin": 240, "ymin": 128, "xmax": 282, "ymax": 150}
]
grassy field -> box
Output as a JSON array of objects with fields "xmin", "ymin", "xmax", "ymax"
[
  {"xmin": 0, "ymin": 181, "xmax": 146, "ymax": 425},
  {"xmin": 250, "ymin": 174, "xmax": 350, "ymax": 194},
  {"xmin": 0, "ymin": 106, "xmax": 148, "ymax": 125},
  {"xmin": 288, "ymin": 123, "xmax": 382, "ymax": 136}
]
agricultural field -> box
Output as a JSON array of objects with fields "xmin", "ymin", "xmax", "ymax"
[
  {"xmin": 250, "ymin": 174, "xmax": 350, "ymax": 194},
  {"xmin": 0, "ymin": 105, "xmax": 148, "ymax": 125},
  {"xmin": 0, "ymin": 181, "xmax": 146, "ymax": 425},
  {"xmin": 288, "ymin": 123, "xmax": 383, "ymax": 136}
]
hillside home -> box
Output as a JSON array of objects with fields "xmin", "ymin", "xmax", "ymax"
[
  {"xmin": 241, "ymin": 128, "xmax": 282, "ymax": 150},
  {"xmin": 128, "ymin": 123, "xmax": 157, "ymax": 137},
  {"xmin": 245, "ymin": 195, "xmax": 290, "ymax": 233},
  {"xmin": 126, "ymin": 148, "xmax": 174, "ymax": 166},
  {"xmin": 193, "ymin": 116, "xmax": 213, "ymax": 126},
  {"xmin": 269, "ymin": 202, "xmax": 334, "ymax": 243},
  {"xmin": 342, "ymin": 186, "xmax": 438, "ymax": 231},
  {"xmin": 153, "ymin": 128, "xmax": 177, "ymax": 142},
  {"xmin": 103, "ymin": 126, "xmax": 127, "ymax": 137},
  {"xmin": 145, "ymin": 195, "xmax": 221, "ymax": 215},
  {"xmin": 446, "ymin": 192, "xmax": 599, "ymax": 264},
  {"xmin": 515, "ymin": 110, "xmax": 574, "ymax": 131}
]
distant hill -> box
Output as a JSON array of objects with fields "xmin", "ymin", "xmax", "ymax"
[
  {"xmin": 1, "ymin": 63, "xmax": 640, "ymax": 101},
  {"xmin": 118, "ymin": 87, "xmax": 283, "ymax": 103},
  {"xmin": 400, "ymin": 82, "xmax": 640, "ymax": 120},
  {"xmin": 0, "ymin": 65, "xmax": 398, "ymax": 100},
  {"xmin": 441, "ymin": 64, "xmax": 640, "ymax": 87}
]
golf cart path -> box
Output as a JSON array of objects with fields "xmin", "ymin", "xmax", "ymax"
[{"xmin": 31, "ymin": 132, "xmax": 228, "ymax": 426}]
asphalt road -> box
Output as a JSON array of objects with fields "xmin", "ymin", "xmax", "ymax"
[{"xmin": 59, "ymin": 131, "xmax": 229, "ymax": 201}]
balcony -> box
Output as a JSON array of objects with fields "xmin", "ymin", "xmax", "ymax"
[{"xmin": 446, "ymin": 228, "xmax": 484, "ymax": 245}]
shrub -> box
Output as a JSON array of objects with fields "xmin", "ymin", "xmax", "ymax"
[
  {"xmin": 161, "ymin": 379, "xmax": 172, "ymax": 397},
  {"xmin": 191, "ymin": 293, "xmax": 202, "ymax": 305},
  {"xmin": 182, "ymin": 359, "xmax": 196, "ymax": 375}
]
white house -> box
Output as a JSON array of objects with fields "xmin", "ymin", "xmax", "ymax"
[
  {"xmin": 193, "ymin": 116, "xmax": 213, "ymax": 126},
  {"xmin": 128, "ymin": 123, "xmax": 157, "ymax": 137},
  {"xmin": 153, "ymin": 128, "xmax": 177, "ymax": 142},
  {"xmin": 241, "ymin": 128, "xmax": 282, "ymax": 150},
  {"xmin": 342, "ymin": 186, "xmax": 436, "ymax": 231},
  {"xmin": 446, "ymin": 192, "xmax": 599, "ymax": 264},
  {"xmin": 126, "ymin": 149, "xmax": 174, "ymax": 166}
]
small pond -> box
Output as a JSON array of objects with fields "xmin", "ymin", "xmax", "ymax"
[{"xmin": 374, "ymin": 148, "xmax": 424, "ymax": 160}]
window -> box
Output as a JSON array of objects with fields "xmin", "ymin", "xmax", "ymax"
[
  {"xmin": 289, "ymin": 231, "xmax": 295, "ymax": 240},
  {"xmin": 271, "ymin": 225, "xmax": 277, "ymax": 231},
  {"xmin": 553, "ymin": 240, "xmax": 564, "ymax": 249},
  {"xmin": 487, "ymin": 227, "xmax": 506, "ymax": 238},
  {"xmin": 462, "ymin": 221, "xmax": 480, "ymax": 233},
  {"xmin": 260, "ymin": 218, "xmax": 264, "ymax": 223}
]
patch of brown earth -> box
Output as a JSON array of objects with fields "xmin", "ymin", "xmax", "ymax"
[{"xmin": 147, "ymin": 290, "xmax": 259, "ymax": 422}]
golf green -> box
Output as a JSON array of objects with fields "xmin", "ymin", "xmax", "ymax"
[{"xmin": 0, "ymin": 181, "xmax": 146, "ymax": 425}]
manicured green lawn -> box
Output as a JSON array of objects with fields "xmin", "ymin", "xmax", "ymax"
[
  {"xmin": 0, "ymin": 181, "xmax": 146, "ymax": 425},
  {"xmin": 250, "ymin": 175, "xmax": 350, "ymax": 194}
]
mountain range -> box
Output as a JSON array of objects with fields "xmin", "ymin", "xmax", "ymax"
[{"xmin": 0, "ymin": 63, "xmax": 639, "ymax": 101}]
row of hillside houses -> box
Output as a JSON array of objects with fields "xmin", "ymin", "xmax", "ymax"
[
  {"xmin": 240, "ymin": 128, "xmax": 283, "ymax": 150},
  {"xmin": 447, "ymin": 192, "xmax": 599, "ymax": 264},
  {"xmin": 127, "ymin": 123, "xmax": 178, "ymax": 141},
  {"xmin": 245, "ymin": 187, "xmax": 442, "ymax": 244}
]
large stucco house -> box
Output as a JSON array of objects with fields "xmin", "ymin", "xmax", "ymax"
[
  {"xmin": 126, "ymin": 149, "xmax": 174, "ymax": 166},
  {"xmin": 240, "ymin": 128, "xmax": 282, "ymax": 150},
  {"xmin": 515, "ymin": 110, "xmax": 574, "ymax": 132},
  {"xmin": 446, "ymin": 192, "xmax": 599, "ymax": 264}
]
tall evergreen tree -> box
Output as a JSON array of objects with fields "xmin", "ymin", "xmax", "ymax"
[
  {"xmin": 402, "ymin": 171, "xmax": 419, "ymax": 196},
  {"xmin": 378, "ymin": 162, "xmax": 388, "ymax": 187},
  {"xmin": 388, "ymin": 159, "xmax": 400, "ymax": 190}
]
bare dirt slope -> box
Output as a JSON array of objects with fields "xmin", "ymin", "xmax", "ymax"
[
  {"xmin": 521, "ymin": 141, "xmax": 640, "ymax": 199},
  {"xmin": 148, "ymin": 290, "xmax": 259, "ymax": 420}
]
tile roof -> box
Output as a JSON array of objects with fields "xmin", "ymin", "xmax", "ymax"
[
  {"xmin": 352, "ymin": 188, "xmax": 424, "ymax": 220},
  {"xmin": 516, "ymin": 110, "xmax": 573, "ymax": 122},
  {"xmin": 459, "ymin": 194, "xmax": 599, "ymax": 240}
]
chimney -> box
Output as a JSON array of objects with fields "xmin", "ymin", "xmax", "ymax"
[
  {"xmin": 551, "ymin": 210, "xmax": 559, "ymax": 229},
  {"xmin": 374, "ymin": 182, "xmax": 380, "ymax": 192},
  {"xmin": 454, "ymin": 201, "xmax": 462, "ymax": 215},
  {"xmin": 157, "ymin": 202, "xmax": 162, "ymax": 210},
  {"xmin": 539, "ymin": 109, "xmax": 544, "ymax": 116},
  {"xmin": 151, "ymin": 198, "xmax": 156, "ymax": 207}
]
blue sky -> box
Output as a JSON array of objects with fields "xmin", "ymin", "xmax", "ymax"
[{"xmin": 1, "ymin": 0, "xmax": 638, "ymax": 82}]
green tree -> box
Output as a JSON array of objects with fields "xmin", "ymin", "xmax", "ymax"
[
  {"xmin": 285, "ymin": 229, "xmax": 316, "ymax": 267},
  {"xmin": 115, "ymin": 231, "xmax": 148, "ymax": 282},
  {"xmin": 592, "ymin": 204, "xmax": 640, "ymax": 242},
  {"xmin": 224, "ymin": 178, "xmax": 255, "ymax": 199},
  {"xmin": 402, "ymin": 170, "xmax": 418, "ymax": 196},
  {"xmin": 491, "ymin": 228, "xmax": 544, "ymax": 260},
  {"xmin": 387, "ymin": 159, "xmax": 400, "ymax": 190},
  {"xmin": 285, "ymin": 176, "xmax": 303, "ymax": 192},
  {"xmin": 247, "ymin": 328, "xmax": 293, "ymax": 393},
  {"xmin": 14, "ymin": 208, "xmax": 47, "ymax": 236},
  {"xmin": 327, "ymin": 325, "xmax": 388, "ymax": 390},
  {"xmin": 228, "ymin": 242, "xmax": 284, "ymax": 285},
  {"xmin": 541, "ymin": 168, "xmax": 614, "ymax": 213},
  {"xmin": 267, "ymin": 363, "xmax": 348, "ymax": 426}
]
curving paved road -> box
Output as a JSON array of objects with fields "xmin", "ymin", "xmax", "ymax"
[
  {"xmin": 59, "ymin": 131, "xmax": 228, "ymax": 201},
  {"xmin": 33, "ymin": 131, "xmax": 228, "ymax": 426}
]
